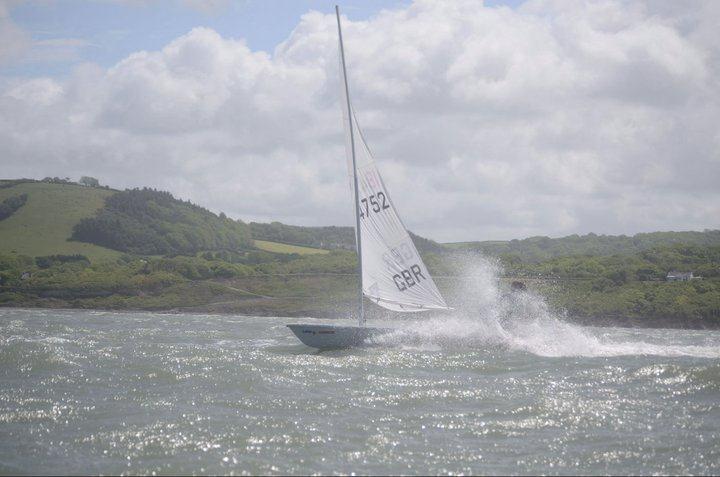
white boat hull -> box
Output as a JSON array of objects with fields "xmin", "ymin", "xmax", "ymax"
[{"xmin": 287, "ymin": 324, "xmax": 390, "ymax": 349}]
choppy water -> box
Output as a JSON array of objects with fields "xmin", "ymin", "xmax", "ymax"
[{"xmin": 1, "ymin": 308, "xmax": 719, "ymax": 475}]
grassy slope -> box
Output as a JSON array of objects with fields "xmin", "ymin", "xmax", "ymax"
[
  {"xmin": 253, "ymin": 239, "xmax": 329, "ymax": 255},
  {"xmin": 0, "ymin": 182, "xmax": 121, "ymax": 261},
  {"xmin": 0, "ymin": 182, "xmax": 325, "ymax": 261}
]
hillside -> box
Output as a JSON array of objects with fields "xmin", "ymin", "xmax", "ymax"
[
  {"xmin": 448, "ymin": 230, "xmax": 720, "ymax": 262},
  {"xmin": 249, "ymin": 221, "xmax": 446, "ymax": 254},
  {"xmin": 1, "ymin": 178, "xmax": 719, "ymax": 328},
  {"xmin": 0, "ymin": 180, "xmax": 120, "ymax": 261},
  {"xmin": 249, "ymin": 222, "xmax": 353, "ymax": 250},
  {"xmin": 72, "ymin": 188, "xmax": 253, "ymax": 255},
  {"xmin": 0, "ymin": 180, "xmax": 441, "ymax": 260},
  {"xmin": 253, "ymin": 239, "xmax": 329, "ymax": 255}
]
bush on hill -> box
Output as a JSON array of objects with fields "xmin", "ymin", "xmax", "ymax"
[
  {"xmin": 0, "ymin": 193, "xmax": 28, "ymax": 221},
  {"xmin": 71, "ymin": 188, "xmax": 253, "ymax": 255},
  {"xmin": 35, "ymin": 254, "xmax": 89, "ymax": 269},
  {"xmin": 79, "ymin": 176, "xmax": 101, "ymax": 187},
  {"xmin": 41, "ymin": 177, "xmax": 76, "ymax": 185},
  {"xmin": 0, "ymin": 179, "xmax": 38, "ymax": 189}
]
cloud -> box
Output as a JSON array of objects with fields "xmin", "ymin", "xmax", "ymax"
[
  {"xmin": 26, "ymin": 38, "xmax": 90, "ymax": 63},
  {"xmin": 179, "ymin": 0, "xmax": 232, "ymax": 14},
  {"xmin": 1, "ymin": 0, "xmax": 719, "ymax": 241},
  {"xmin": 104, "ymin": 0, "xmax": 234, "ymax": 14},
  {"xmin": 0, "ymin": 3, "xmax": 88, "ymax": 67},
  {"xmin": 0, "ymin": 2, "xmax": 31, "ymax": 64}
]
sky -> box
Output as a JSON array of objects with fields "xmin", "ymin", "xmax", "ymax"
[{"xmin": 0, "ymin": 0, "xmax": 718, "ymax": 242}]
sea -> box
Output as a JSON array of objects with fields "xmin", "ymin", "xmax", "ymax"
[{"xmin": 1, "ymin": 304, "xmax": 719, "ymax": 475}]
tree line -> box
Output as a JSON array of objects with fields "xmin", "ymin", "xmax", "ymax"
[
  {"xmin": 72, "ymin": 188, "xmax": 253, "ymax": 255},
  {"xmin": 248, "ymin": 221, "xmax": 445, "ymax": 254},
  {"xmin": 454, "ymin": 230, "xmax": 720, "ymax": 262}
]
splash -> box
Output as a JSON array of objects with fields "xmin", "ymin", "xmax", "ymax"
[{"xmin": 373, "ymin": 254, "xmax": 720, "ymax": 358}]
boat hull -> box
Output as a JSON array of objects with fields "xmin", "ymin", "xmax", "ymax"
[{"xmin": 287, "ymin": 324, "xmax": 391, "ymax": 349}]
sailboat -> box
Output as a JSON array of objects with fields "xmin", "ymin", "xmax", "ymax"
[{"xmin": 287, "ymin": 6, "xmax": 451, "ymax": 349}]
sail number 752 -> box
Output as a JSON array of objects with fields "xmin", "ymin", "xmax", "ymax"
[{"xmin": 359, "ymin": 192, "xmax": 390, "ymax": 219}]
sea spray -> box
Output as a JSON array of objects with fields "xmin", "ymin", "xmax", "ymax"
[{"xmin": 374, "ymin": 253, "xmax": 720, "ymax": 358}]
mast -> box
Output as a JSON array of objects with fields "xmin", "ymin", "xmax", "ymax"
[{"xmin": 336, "ymin": 5, "xmax": 365, "ymax": 326}]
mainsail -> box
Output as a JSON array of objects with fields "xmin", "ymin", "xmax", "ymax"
[{"xmin": 337, "ymin": 12, "xmax": 449, "ymax": 314}]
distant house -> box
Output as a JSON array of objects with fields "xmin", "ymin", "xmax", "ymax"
[{"xmin": 666, "ymin": 271, "xmax": 693, "ymax": 281}]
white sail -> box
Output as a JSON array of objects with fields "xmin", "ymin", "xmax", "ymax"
[{"xmin": 339, "ymin": 50, "xmax": 450, "ymax": 313}]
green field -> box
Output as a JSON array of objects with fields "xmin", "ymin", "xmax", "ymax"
[
  {"xmin": 253, "ymin": 239, "xmax": 329, "ymax": 255},
  {"xmin": 0, "ymin": 182, "xmax": 121, "ymax": 262}
]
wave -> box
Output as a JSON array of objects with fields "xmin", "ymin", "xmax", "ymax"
[{"xmin": 0, "ymin": 337, "xmax": 77, "ymax": 374}]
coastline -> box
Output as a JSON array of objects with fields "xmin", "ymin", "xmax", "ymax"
[{"xmin": 3, "ymin": 302, "xmax": 719, "ymax": 331}]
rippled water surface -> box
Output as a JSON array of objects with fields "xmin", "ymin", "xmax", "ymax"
[{"xmin": 1, "ymin": 308, "xmax": 719, "ymax": 475}]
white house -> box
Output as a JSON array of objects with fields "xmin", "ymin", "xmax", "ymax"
[{"xmin": 666, "ymin": 271, "xmax": 693, "ymax": 281}]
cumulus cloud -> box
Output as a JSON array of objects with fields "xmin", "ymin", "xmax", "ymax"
[{"xmin": 1, "ymin": 0, "xmax": 718, "ymax": 241}]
